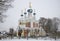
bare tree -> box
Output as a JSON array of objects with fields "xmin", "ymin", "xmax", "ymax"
[
  {"xmin": 50, "ymin": 18, "xmax": 59, "ymax": 39},
  {"xmin": 46, "ymin": 18, "xmax": 53, "ymax": 33},
  {"xmin": 0, "ymin": 0, "xmax": 14, "ymax": 23},
  {"xmin": 39, "ymin": 17, "xmax": 48, "ymax": 32},
  {"xmin": 39, "ymin": 17, "xmax": 53, "ymax": 36},
  {"xmin": 52, "ymin": 17, "xmax": 60, "ymax": 32},
  {"xmin": 9, "ymin": 28, "xmax": 14, "ymax": 39}
]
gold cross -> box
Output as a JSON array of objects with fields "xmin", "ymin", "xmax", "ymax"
[{"xmin": 29, "ymin": 2, "xmax": 32, "ymax": 8}]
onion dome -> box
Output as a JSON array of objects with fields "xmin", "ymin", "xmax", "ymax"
[
  {"xmin": 0, "ymin": 13, "xmax": 1, "ymax": 15},
  {"xmin": 33, "ymin": 9, "xmax": 36, "ymax": 15},
  {"xmin": 27, "ymin": 9, "xmax": 33, "ymax": 13},
  {"xmin": 33, "ymin": 13, "xmax": 36, "ymax": 15},
  {"xmin": 24, "ymin": 12, "xmax": 27, "ymax": 15},
  {"xmin": 21, "ymin": 14, "xmax": 23, "ymax": 17}
]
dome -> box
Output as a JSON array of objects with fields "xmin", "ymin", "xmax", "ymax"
[
  {"xmin": 24, "ymin": 12, "xmax": 27, "ymax": 15},
  {"xmin": 33, "ymin": 13, "xmax": 36, "ymax": 15},
  {"xmin": 27, "ymin": 9, "xmax": 33, "ymax": 13},
  {"xmin": 21, "ymin": 14, "xmax": 23, "ymax": 16}
]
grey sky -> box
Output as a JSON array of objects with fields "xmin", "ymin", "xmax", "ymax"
[{"xmin": 0, "ymin": 0, "xmax": 60, "ymax": 31}]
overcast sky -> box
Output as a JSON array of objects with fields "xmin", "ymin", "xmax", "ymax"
[{"xmin": 0, "ymin": 0, "xmax": 60, "ymax": 31}]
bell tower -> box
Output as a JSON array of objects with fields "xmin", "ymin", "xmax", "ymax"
[{"xmin": 27, "ymin": 2, "xmax": 33, "ymax": 19}]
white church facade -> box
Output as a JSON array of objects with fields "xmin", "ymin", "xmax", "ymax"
[{"xmin": 17, "ymin": 2, "xmax": 46, "ymax": 37}]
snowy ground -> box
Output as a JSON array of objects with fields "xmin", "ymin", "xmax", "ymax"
[
  {"xmin": 0, "ymin": 39, "xmax": 55, "ymax": 41},
  {"xmin": 0, "ymin": 39, "xmax": 59, "ymax": 41},
  {"xmin": 0, "ymin": 37, "xmax": 60, "ymax": 41}
]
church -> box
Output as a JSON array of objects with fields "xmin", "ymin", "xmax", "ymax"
[{"xmin": 17, "ymin": 2, "xmax": 46, "ymax": 37}]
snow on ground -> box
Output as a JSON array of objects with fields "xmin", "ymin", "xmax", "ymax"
[
  {"xmin": 0, "ymin": 39, "xmax": 55, "ymax": 41},
  {"xmin": 0, "ymin": 37, "xmax": 60, "ymax": 41},
  {"xmin": 0, "ymin": 39, "xmax": 60, "ymax": 41}
]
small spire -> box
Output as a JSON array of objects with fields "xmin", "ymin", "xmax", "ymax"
[
  {"xmin": 21, "ymin": 10, "xmax": 23, "ymax": 16},
  {"xmin": 21, "ymin": 10, "xmax": 23, "ymax": 14},
  {"xmin": 34, "ymin": 9, "xmax": 35, "ymax": 12},
  {"xmin": 24, "ymin": 8, "xmax": 27, "ymax": 15},
  {"xmin": 29, "ymin": 2, "xmax": 32, "ymax": 8},
  {"xmin": 33, "ymin": 9, "xmax": 36, "ymax": 15},
  {"xmin": 24, "ymin": 8, "xmax": 26, "ymax": 12}
]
